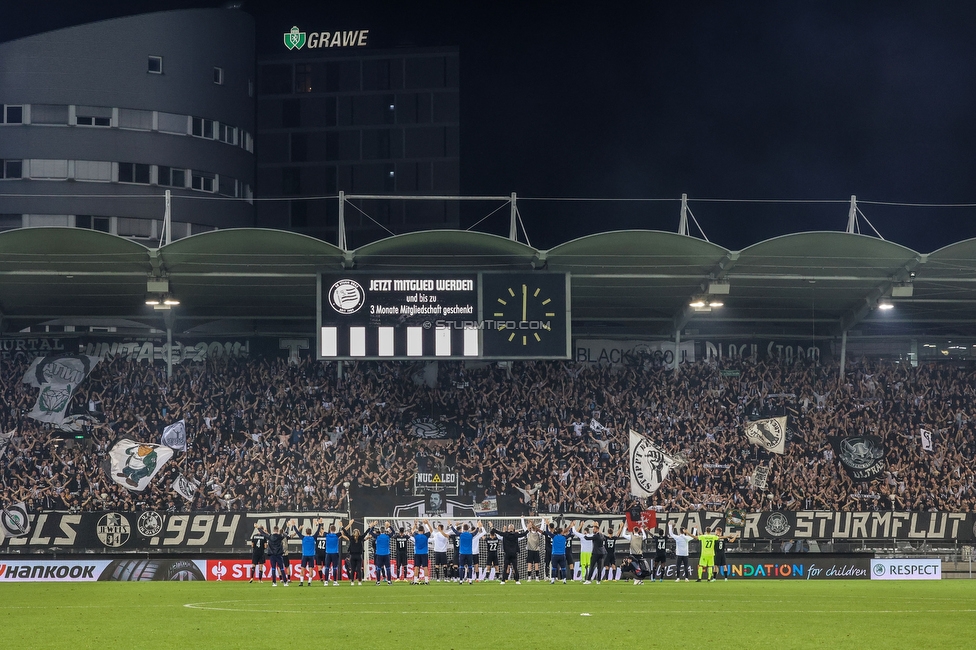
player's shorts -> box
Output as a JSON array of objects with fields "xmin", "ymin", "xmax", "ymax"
[
  {"xmin": 434, "ymin": 551, "xmax": 449, "ymax": 566},
  {"xmin": 526, "ymin": 550, "xmax": 542, "ymax": 563},
  {"xmin": 414, "ymin": 554, "xmax": 429, "ymax": 568},
  {"xmin": 459, "ymin": 553, "xmax": 474, "ymax": 567},
  {"xmin": 484, "ymin": 552, "xmax": 499, "ymax": 566},
  {"xmin": 315, "ymin": 553, "xmax": 327, "ymax": 567},
  {"xmin": 396, "ymin": 553, "xmax": 409, "ymax": 566},
  {"xmin": 606, "ymin": 553, "xmax": 617, "ymax": 565},
  {"xmin": 471, "ymin": 554, "xmax": 480, "ymax": 565},
  {"xmin": 698, "ymin": 554, "xmax": 715, "ymax": 567},
  {"xmin": 251, "ymin": 552, "xmax": 266, "ymax": 565},
  {"xmin": 715, "ymin": 553, "xmax": 728, "ymax": 566},
  {"xmin": 654, "ymin": 551, "xmax": 667, "ymax": 563},
  {"xmin": 301, "ymin": 555, "xmax": 315, "ymax": 568},
  {"xmin": 579, "ymin": 551, "xmax": 591, "ymax": 567}
]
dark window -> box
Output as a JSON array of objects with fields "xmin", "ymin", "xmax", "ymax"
[
  {"xmin": 326, "ymin": 61, "xmax": 361, "ymax": 92},
  {"xmin": 363, "ymin": 59, "xmax": 392, "ymax": 91},
  {"xmin": 3, "ymin": 105, "xmax": 24, "ymax": 124},
  {"xmin": 119, "ymin": 163, "xmax": 150, "ymax": 184},
  {"xmin": 75, "ymin": 216, "xmax": 111, "ymax": 232},
  {"xmin": 218, "ymin": 175, "xmax": 238, "ymax": 197},
  {"xmin": 282, "ymin": 167, "xmax": 301, "ymax": 195},
  {"xmin": 385, "ymin": 163, "xmax": 395, "ymax": 192},
  {"xmin": 1, "ymin": 159, "xmax": 23, "ymax": 179},
  {"xmin": 290, "ymin": 200, "xmax": 308, "ymax": 228},
  {"xmin": 259, "ymin": 64, "xmax": 292, "ymax": 94},
  {"xmin": 76, "ymin": 116, "xmax": 111, "ymax": 127},
  {"xmin": 213, "ymin": 67, "xmax": 224, "ymax": 85},
  {"xmin": 158, "ymin": 166, "xmax": 186, "ymax": 188},
  {"xmin": 295, "ymin": 64, "xmax": 313, "ymax": 93},
  {"xmin": 291, "ymin": 133, "xmax": 308, "ymax": 162},
  {"xmin": 148, "ymin": 56, "xmax": 163, "ymax": 74},
  {"xmin": 0, "ymin": 214, "xmax": 22, "ymax": 230},
  {"xmin": 192, "ymin": 117, "xmax": 215, "ymax": 139},
  {"xmin": 282, "ymin": 100, "xmax": 300, "ymax": 128},
  {"xmin": 191, "ymin": 171, "xmax": 215, "ymax": 192}
]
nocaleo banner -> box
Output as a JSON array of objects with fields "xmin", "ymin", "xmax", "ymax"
[{"xmin": 870, "ymin": 558, "xmax": 941, "ymax": 580}]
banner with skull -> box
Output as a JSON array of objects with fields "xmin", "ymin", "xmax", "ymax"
[{"xmin": 831, "ymin": 435, "xmax": 887, "ymax": 482}]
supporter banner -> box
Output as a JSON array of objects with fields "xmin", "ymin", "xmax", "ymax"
[
  {"xmin": 574, "ymin": 338, "xmax": 695, "ymax": 369},
  {"xmin": 702, "ymin": 339, "xmax": 826, "ymax": 363},
  {"xmin": 920, "ymin": 428, "xmax": 934, "ymax": 452},
  {"xmin": 751, "ymin": 465, "xmax": 770, "ymax": 490},
  {"xmin": 352, "ymin": 486, "xmax": 485, "ymax": 519},
  {"xmin": 161, "ymin": 420, "xmax": 188, "ymax": 451},
  {"xmin": 172, "ymin": 474, "xmax": 200, "ymax": 501},
  {"xmin": 0, "ymin": 511, "xmax": 346, "ymax": 550},
  {"xmin": 831, "ymin": 435, "xmax": 887, "ymax": 482},
  {"xmin": 629, "ymin": 430, "xmax": 680, "ymax": 497},
  {"xmin": 413, "ymin": 470, "xmax": 459, "ymax": 496},
  {"xmin": 744, "ymin": 417, "xmax": 787, "ymax": 454},
  {"xmin": 22, "ymin": 355, "xmax": 100, "ymax": 424},
  {"xmin": 0, "ymin": 336, "xmax": 75, "ymax": 360},
  {"xmin": 1, "ymin": 510, "xmax": 972, "ymax": 549},
  {"xmin": 0, "ymin": 559, "xmax": 207, "ymax": 582},
  {"xmin": 78, "ymin": 339, "xmax": 252, "ymax": 363},
  {"xmin": 722, "ymin": 555, "xmax": 871, "ymax": 580},
  {"xmin": 106, "ymin": 439, "xmax": 174, "ymax": 491},
  {"xmin": 870, "ymin": 558, "xmax": 941, "ymax": 580},
  {"xmin": 403, "ymin": 417, "xmax": 459, "ymax": 440},
  {"xmin": 0, "ymin": 430, "xmax": 14, "ymax": 461}
]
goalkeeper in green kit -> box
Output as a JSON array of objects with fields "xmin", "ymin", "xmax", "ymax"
[{"xmin": 696, "ymin": 527, "xmax": 720, "ymax": 582}]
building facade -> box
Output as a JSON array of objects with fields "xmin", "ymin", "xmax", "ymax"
[
  {"xmin": 0, "ymin": 9, "xmax": 256, "ymax": 241},
  {"xmin": 256, "ymin": 40, "xmax": 460, "ymax": 248}
]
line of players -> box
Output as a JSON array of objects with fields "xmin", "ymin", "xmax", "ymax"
[{"xmin": 247, "ymin": 518, "xmax": 739, "ymax": 586}]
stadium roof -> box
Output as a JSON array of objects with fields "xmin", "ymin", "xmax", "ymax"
[{"xmin": 1, "ymin": 226, "xmax": 975, "ymax": 340}]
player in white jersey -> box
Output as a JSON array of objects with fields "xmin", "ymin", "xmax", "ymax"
[{"xmin": 429, "ymin": 522, "xmax": 453, "ymax": 582}]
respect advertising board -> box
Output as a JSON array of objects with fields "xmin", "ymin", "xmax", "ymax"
[
  {"xmin": 0, "ymin": 511, "xmax": 346, "ymax": 551},
  {"xmin": 870, "ymin": 558, "xmax": 941, "ymax": 580}
]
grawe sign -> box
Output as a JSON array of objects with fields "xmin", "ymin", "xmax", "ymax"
[{"xmin": 284, "ymin": 26, "xmax": 369, "ymax": 50}]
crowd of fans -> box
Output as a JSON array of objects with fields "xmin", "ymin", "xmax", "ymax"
[{"xmin": 1, "ymin": 349, "xmax": 974, "ymax": 515}]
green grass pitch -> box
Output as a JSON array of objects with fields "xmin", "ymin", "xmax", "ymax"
[{"xmin": 0, "ymin": 580, "xmax": 973, "ymax": 649}]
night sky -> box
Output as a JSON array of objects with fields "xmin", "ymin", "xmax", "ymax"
[{"xmin": 5, "ymin": 1, "xmax": 976, "ymax": 251}]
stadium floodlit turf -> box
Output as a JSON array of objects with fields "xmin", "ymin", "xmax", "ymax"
[{"xmin": 1, "ymin": 580, "xmax": 974, "ymax": 649}]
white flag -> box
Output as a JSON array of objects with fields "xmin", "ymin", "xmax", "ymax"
[
  {"xmin": 590, "ymin": 418, "xmax": 607, "ymax": 433},
  {"xmin": 107, "ymin": 439, "xmax": 173, "ymax": 492},
  {"xmin": 22, "ymin": 355, "xmax": 100, "ymax": 425},
  {"xmin": 161, "ymin": 420, "xmax": 188, "ymax": 451},
  {"xmin": 629, "ymin": 430, "xmax": 680, "ymax": 497},
  {"xmin": 172, "ymin": 473, "xmax": 200, "ymax": 501},
  {"xmin": 920, "ymin": 428, "xmax": 934, "ymax": 452},
  {"xmin": 751, "ymin": 465, "xmax": 770, "ymax": 490},
  {"xmin": 743, "ymin": 416, "xmax": 787, "ymax": 455},
  {"xmin": 0, "ymin": 502, "xmax": 31, "ymax": 538},
  {"xmin": 0, "ymin": 430, "xmax": 16, "ymax": 462}
]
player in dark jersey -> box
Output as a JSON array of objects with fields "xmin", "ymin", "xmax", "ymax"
[
  {"xmin": 651, "ymin": 527, "xmax": 669, "ymax": 582},
  {"xmin": 480, "ymin": 529, "xmax": 501, "ymax": 581},
  {"xmin": 392, "ymin": 527, "xmax": 411, "ymax": 582},
  {"xmin": 603, "ymin": 522, "xmax": 624, "ymax": 581},
  {"xmin": 713, "ymin": 526, "xmax": 740, "ymax": 580},
  {"xmin": 343, "ymin": 523, "xmax": 366, "ymax": 586},
  {"xmin": 309, "ymin": 519, "xmax": 328, "ymax": 583},
  {"xmin": 583, "ymin": 527, "xmax": 607, "ymax": 584},
  {"xmin": 261, "ymin": 525, "xmax": 289, "ymax": 587},
  {"xmin": 249, "ymin": 524, "xmax": 267, "ymax": 583}
]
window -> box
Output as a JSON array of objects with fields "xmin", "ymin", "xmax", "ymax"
[
  {"xmin": 290, "ymin": 133, "xmax": 307, "ymax": 162},
  {"xmin": 158, "ymin": 166, "xmax": 186, "ymax": 188},
  {"xmin": 218, "ymin": 123, "xmax": 237, "ymax": 145},
  {"xmin": 117, "ymin": 217, "xmax": 152, "ymax": 238},
  {"xmin": 76, "ymin": 116, "xmax": 111, "ymax": 127},
  {"xmin": 157, "ymin": 112, "xmax": 188, "ymax": 135},
  {"xmin": 290, "ymin": 200, "xmax": 308, "ymax": 228},
  {"xmin": 218, "ymin": 175, "xmax": 239, "ymax": 197},
  {"xmin": 213, "ymin": 67, "xmax": 224, "ymax": 85},
  {"xmin": 28, "ymin": 159, "xmax": 68, "ymax": 179},
  {"xmin": 119, "ymin": 162, "xmax": 151, "ymax": 184},
  {"xmin": 0, "ymin": 214, "xmax": 22, "ymax": 231},
  {"xmin": 282, "ymin": 99, "xmax": 300, "ymax": 128},
  {"xmin": 191, "ymin": 171, "xmax": 215, "ymax": 192},
  {"xmin": 295, "ymin": 64, "xmax": 313, "ymax": 93},
  {"xmin": 76, "ymin": 215, "xmax": 111, "ymax": 232},
  {"xmin": 1, "ymin": 159, "xmax": 23, "ymax": 179},
  {"xmin": 191, "ymin": 117, "xmax": 215, "ymax": 139},
  {"xmin": 3, "ymin": 105, "xmax": 23, "ymax": 124},
  {"xmin": 31, "ymin": 104, "xmax": 69, "ymax": 125},
  {"xmin": 282, "ymin": 167, "xmax": 301, "ymax": 195},
  {"xmin": 148, "ymin": 56, "xmax": 163, "ymax": 74},
  {"xmin": 73, "ymin": 160, "xmax": 112, "ymax": 181},
  {"xmin": 118, "ymin": 108, "xmax": 152, "ymax": 130}
]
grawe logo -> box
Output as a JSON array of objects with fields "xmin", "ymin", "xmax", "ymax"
[{"xmin": 284, "ymin": 26, "xmax": 306, "ymax": 50}]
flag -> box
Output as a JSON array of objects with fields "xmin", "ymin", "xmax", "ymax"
[
  {"xmin": 830, "ymin": 435, "xmax": 887, "ymax": 482},
  {"xmin": 743, "ymin": 416, "xmax": 787, "ymax": 454},
  {"xmin": 57, "ymin": 414, "xmax": 98, "ymax": 434},
  {"xmin": 172, "ymin": 473, "xmax": 200, "ymax": 501},
  {"xmin": 0, "ymin": 430, "xmax": 15, "ymax": 461},
  {"xmin": 624, "ymin": 507, "xmax": 657, "ymax": 531},
  {"xmin": 107, "ymin": 439, "xmax": 173, "ymax": 492},
  {"xmin": 920, "ymin": 428, "xmax": 934, "ymax": 452},
  {"xmin": 751, "ymin": 465, "xmax": 770, "ymax": 490},
  {"xmin": 22, "ymin": 355, "xmax": 100, "ymax": 425},
  {"xmin": 629, "ymin": 430, "xmax": 680, "ymax": 497},
  {"xmin": 161, "ymin": 420, "xmax": 188, "ymax": 451},
  {"xmin": 590, "ymin": 418, "xmax": 607, "ymax": 433},
  {"xmin": 0, "ymin": 502, "xmax": 31, "ymax": 538}
]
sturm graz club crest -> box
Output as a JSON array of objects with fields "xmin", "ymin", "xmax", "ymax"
[
  {"xmin": 137, "ymin": 512, "xmax": 163, "ymax": 538},
  {"xmin": 96, "ymin": 513, "xmax": 131, "ymax": 548},
  {"xmin": 329, "ymin": 279, "xmax": 365, "ymax": 314},
  {"xmin": 284, "ymin": 26, "xmax": 307, "ymax": 50},
  {"xmin": 764, "ymin": 512, "xmax": 791, "ymax": 537},
  {"xmin": 0, "ymin": 502, "xmax": 31, "ymax": 538}
]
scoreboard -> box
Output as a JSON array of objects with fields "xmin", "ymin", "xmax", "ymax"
[{"xmin": 317, "ymin": 272, "xmax": 570, "ymax": 360}]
